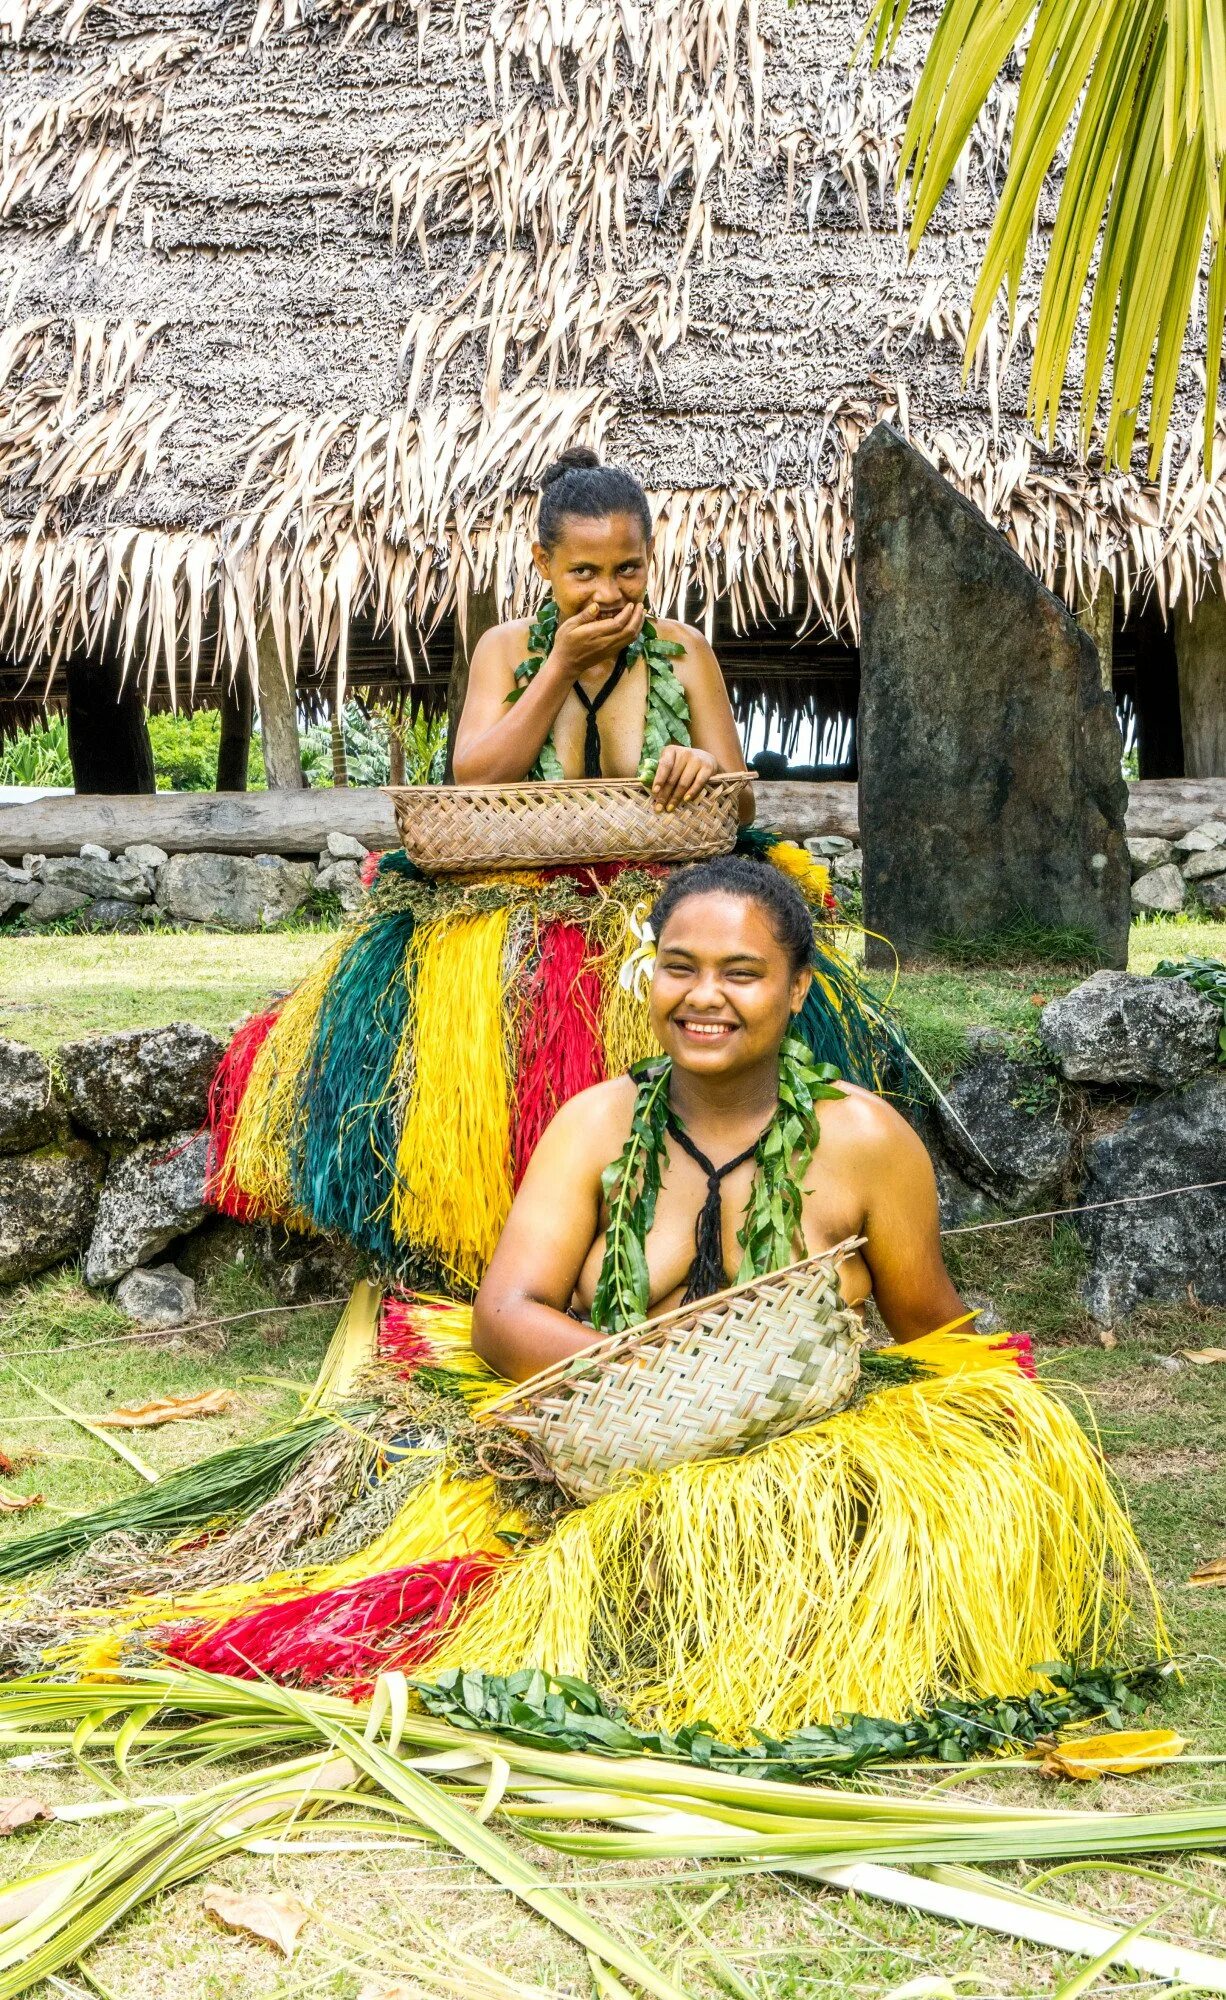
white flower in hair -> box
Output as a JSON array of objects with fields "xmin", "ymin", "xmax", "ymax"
[{"xmin": 618, "ymin": 901, "xmax": 656, "ymax": 1000}]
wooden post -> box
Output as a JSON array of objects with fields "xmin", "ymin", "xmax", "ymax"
[
  {"xmin": 1078, "ymin": 574, "xmax": 1115, "ymax": 692},
  {"xmin": 254, "ymin": 623, "xmax": 304, "ymax": 790},
  {"xmin": 1175, "ymin": 586, "xmax": 1226, "ymax": 777},
  {"xmin": 388, "ymin": 720, "xmax": 407, "ymax": 786},
  {"xmin": 216, "ymin": 669, "xmax": 253, "ymax": 791},
  {"xmin": 330, "ymin": 709, "xmax": 348, "ymax": 788},
  {"xmin": 444, "ymin": 580, "xmax": 501, "ymax": 780},
  {"xmin": 64, "ymin": 648, "xmax": 155, "ymax": 794}
]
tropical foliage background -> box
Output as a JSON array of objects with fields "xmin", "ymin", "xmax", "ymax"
[{"xmin": 868, "ymin": 0, "xmax": 1226, "ymax": 470}]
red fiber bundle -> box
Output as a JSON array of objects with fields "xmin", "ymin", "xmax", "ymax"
[
  {"xmin": 991, "ymin": 1331, "xmax": 1038, "ymax": 1379},
  {"xmin": 510, "ymin": 922, "xmax": 606, "ymax": 1186},
  {"xmin": 359, "ymin": 849, "xmax": 383, "ymax": 888},
  {"xmin": 163, "ymin": 1555, "xmax": 499, "ymax": 1687},
  {"xmin": 204, "ymin": 1008, "xmax": 281, "ymax": 1220},
  {"xmin": 379, "ymin": 1294, "xmax": 443, "ymax": 1374},
  {"xmin": 538, "ymin": 860, "xmax": 667, "ymax": 892}
]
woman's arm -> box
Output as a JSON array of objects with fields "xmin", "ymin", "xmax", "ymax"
[
  {"xmin": 651, "ymin": 625, "xmax": 754, "ymax": 822},
  {"xmin": 856, "ymin": 1101, "xmax": 968, "ymax": 1342},
  {"xmin": 472, "ymin": 1087, "xmax": 623, "ymax": 1380},
  {"xmin": 453, "ymin": 603, "xmax": 646, "ymax": 783}
]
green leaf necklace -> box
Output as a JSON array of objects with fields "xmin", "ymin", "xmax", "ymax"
[
  {"xmin": 506, "ymin": 596, "xmax": 692, "ymax": 784},
  {"xmin": 590, "ymin": 1037, "xmax": 845, "ymax": 1333}
]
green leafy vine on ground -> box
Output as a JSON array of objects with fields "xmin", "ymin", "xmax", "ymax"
[
  {"xmin": 414, "ymin": 1661, "xmax": 1166, "ymax": 1779},
  {"xmin": 1155, "ymin": 956, "xmax": 1226, "ymax": 1060}
]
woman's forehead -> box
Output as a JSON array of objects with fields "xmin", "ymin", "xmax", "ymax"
[
  {"xmin": 658, "ymin": 893, "xmax": 779, "ymax": 954},
  {"xmin": 552, "ymin": 511, "xmax": 648, "ymax": 560}
]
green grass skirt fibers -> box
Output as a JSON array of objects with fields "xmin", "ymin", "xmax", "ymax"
[{"xmin": 421, "ymin": 1371, "xmax": 1166, "ymax": 1742}]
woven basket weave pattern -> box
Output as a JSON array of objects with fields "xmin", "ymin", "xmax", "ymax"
[
  {"xmin": 495, "ymin": 1246, "xmax": 864, "ymax": 1502},
  {"xmin": 389, "ymin": 776, "xmax": 745, "ymax": 873}
]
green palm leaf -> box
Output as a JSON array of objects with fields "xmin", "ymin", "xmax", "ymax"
[{"xmin": 861, "ymin": 0, "xmax": 1226, "ymax": 472}]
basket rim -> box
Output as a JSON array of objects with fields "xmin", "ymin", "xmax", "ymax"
[
  {"xmin": 479, "ymin": 1234, "xmax": 867, "ymax": 1420},
  {"xmin": 387, "ymin": 773, "xmax": 752, "ymax": 804}
]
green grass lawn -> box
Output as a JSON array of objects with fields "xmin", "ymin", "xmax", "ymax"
[{"xmin": 1, "ymin": 914, "xmax": 1225, "ymax": 1996}]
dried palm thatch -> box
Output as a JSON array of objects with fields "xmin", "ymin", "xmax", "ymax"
[{"xmin": 0, "ymin": 0, "xmax": 1221, "ymax": 712}]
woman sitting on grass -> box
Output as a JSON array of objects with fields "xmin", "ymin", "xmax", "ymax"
[
  {"xmin": 474, "ymin": 856, "xmax": 967, "ymax": 1377},
  {"xmin": 452, "ymin": 446, "xmax": 748, "ymax": 811}
]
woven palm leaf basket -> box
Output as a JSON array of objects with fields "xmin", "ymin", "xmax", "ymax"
[
  {"xmin": 388, "ymin": 773, "xmax": 747, "ymax": 873},
  {"xmin": 482, "ymin": 1240, "xmax": 866, "ymax": 1503}
]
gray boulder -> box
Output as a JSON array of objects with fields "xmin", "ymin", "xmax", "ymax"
[
  {"xmin": 1131, "ymin": 864, "xmax": 1186, "ymax": 914},
  {"xmin": 935, "ymin": 1055, "xmax": 1074, "ymax": 1209},
  {"xmin": 0, "ymin": 862, "xmax": 38, "ymax": 922},
  {"xmin": 1126, "ymin": 836, "xmax": 1174, "ymax": 879},
  {"xmin": 0, "ymin": 1039, "xmax": 57, "ymax": 1154},
  {"xmin": 833, "ymin": 849, "xmax": 863, "ymax": 883},
  {"xmin": 40, "ymin": 854, "xmax": 151, "ymax": 903},
  {"xmin": 123, "ymin": 843, "xmax": 169, "ymax": 873},
  {"xmin": 79, "ymin": 843, "xmax": 110, "ymax": 863},
  {"xmin": 0, "ymin": 1144, "xmax": 104, "ymax": 1282},
  {"xmin": 84, "ymin": 1128, "xmax": 210, "ymax": 1286},
  {"xmin": 804, "ymin": 835, "xmax": 854, "ymax": 858},
  {"xmin": 1040, "ymin": 971, "xmax": 1219, "ymax": 1087},
  {"xmin": 27, "ymin": 882, "xmax": 89, "ymax": 923},
  {"xmin": 1174, "ymin": 821, "xmax": 1226, "ymax": 856},
  {"xmin": 1079, "ymin": 1071, "xmax": 1226, "ymax": 1320},
  {"xmin": 78, "ymin": 899, "xmax": 149, "ymax": 933},
  {"xmin": 314, "ymin": 858, "xmax": 364, "ymax": 912},
  {"xmin": 115, "ymin": 1264, "xmax": 198, "ymax": 1328},
  {"xmin": 156, "ymin": 851, "xmax": 315, "ymax": 929},
  {"xmin": 58, "ymin": 1023, "xmax": 224, "ymax": 1141},
  {"xmin": 326, "ymin": 830, "xmax": 367, "ymax": 862},
  {"xmin": 1201, "ymin": 877, "xmax": 1226, "ymax": 914},
  {"xmin": 1182, "ymin": 849, "xmax": 1226, "ymax": 883}
]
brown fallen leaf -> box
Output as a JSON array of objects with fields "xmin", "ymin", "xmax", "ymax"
[
  {"xmin": 95, "ymin": 1389, "xmax": 236, "ymax": 1430},
  {"xmin": 1040, "ymin": 1729, "xmax": 1187, "ymax": 1780},
  {"xmin": 0, "ymin": 1796, "xmax": 52, "ymax": 1835},
  {"xmin": 1190, "ymin": 1555, "xmax": 1226, "ymax": 1585},
  {"xmin": 203, "ymin": 1886, "xmax": 310, "ymax": 1958},
  {"xmin": 358, "ymin": 1984, "xmax": 415, "ymax": 2000},
  {"xmin": 1182, "ymin": 1348, "xmax": 1226, "ymax": 1366},
  {"xmin": 0, "ymin": 1448, "xmax": 42, "ymax": 1478},
  {"xmin": 1098, "ymin": 1328, "xmax": 1118, "ymax": 1350},
  {"xmin": 0, "ymin": 1492, "xmax": 42, "ymax": 1515}
]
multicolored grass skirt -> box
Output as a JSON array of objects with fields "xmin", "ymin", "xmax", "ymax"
[
  {"xmin": 205, "ymin": 835, "xmax": 909, "ymax": 1288},
  {"xmin": 1, "ymin": 1289, "xmax": 1165, "ymax": 1743}
]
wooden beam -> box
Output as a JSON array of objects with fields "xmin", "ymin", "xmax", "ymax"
[
  {"xmin": 255, "ymin": 624, "xmax": 305, "ymax": 790},
  {"xmin": 444, "ymin": 581, "xmax": 501, "ymax": 780},
  {"xmin": 1176, "ymin": 589, "xmax": 1226, "ymax": 777},
  {"xmin": 216, "ymin": 670, "xmax": 253, "ymax": 791},
  {"xmin": 64, "ymin": 650, "xmax": 155, "ymax": 795},
  {"xmin": 2, "ymin": 777, "xmax": 1222, "ymax": 861}
]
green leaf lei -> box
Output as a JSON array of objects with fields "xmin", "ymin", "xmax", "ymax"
[
  {"xmin": 506, "ymin": 595, "xmax": 692, "ymax": 784},
  {"xmin": 590, "ymin": 1037, "xmax": 845, "ymax": 1334}
]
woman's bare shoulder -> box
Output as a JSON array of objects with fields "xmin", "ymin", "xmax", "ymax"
[
  {"xmin": 471, "ymin": 618, "xmax": 532, "ymax": 668},
  {"xmin": 818, "ymin": 1081, "xmax": 925, "ymax": 1154},
  {"xmin": 544, "ymin": 1074, "xmax": 640, "ymax": 1149}
]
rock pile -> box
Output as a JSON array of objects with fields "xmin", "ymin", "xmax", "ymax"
[
  {"xmin": 1128, "ymin": 819, "xmax": 1226, "ymax": 916},
  {"xmin": 924, "ymin": 969, "xmax": 1226, "ymax": 1324},
  {"xmin": 0, "ymin": 831, "xmax": 370, "ymax": 932}
]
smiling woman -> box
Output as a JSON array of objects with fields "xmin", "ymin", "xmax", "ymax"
[{"xmin": 472, "ymin": 856, "xmax": 967, "ymax": 1379}]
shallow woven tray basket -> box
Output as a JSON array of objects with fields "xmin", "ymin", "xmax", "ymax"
[
  {"xmin": 483, "ymin": 1240, "xmax": 865, "ymax": 1503},
  {"xmin": 388, "ymin": 774, "xmax": 747, "ymax": 873}
]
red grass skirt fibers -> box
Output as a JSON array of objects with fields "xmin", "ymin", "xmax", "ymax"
[
  {"xmin": 204, "ymin": 1007, "xmax": 281, "ymax": 1221},
  {"xmin": 163, "ymin": 1556, "xmax": 499, "ymax": 1687},
  {"xmin": 511, "ymin": 922, "xmax": 605, "ymax": 1186}
]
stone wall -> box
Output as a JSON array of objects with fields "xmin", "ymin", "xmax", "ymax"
[
  {"xmin": 1128, "ymin": 820, "xmax": 1226, "ymax": 917},
  {"xmin": 1, "ymin": 834, "xmax": 370, "ymax": 932},
  {"xmin": 927, "ymin": 970, "xmax": 1226, "ymax": 1323},
  {"xmin": 0, "ymin": 1024, "xmax": 352, "ymax": 1324}
]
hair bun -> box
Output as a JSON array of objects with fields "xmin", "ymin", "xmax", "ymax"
[{"xmin": 540, "ymin": 445, "xmax": 601, "ymax": 490}]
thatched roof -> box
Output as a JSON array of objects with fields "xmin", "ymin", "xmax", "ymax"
[{"xmin": 0, "ymin": 0, "xmax": 1222, "ymax": 712}]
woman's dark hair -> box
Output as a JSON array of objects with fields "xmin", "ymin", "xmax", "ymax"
[
  {"xmin": 648, "ymin": 857, "xmax": 814, "ymax": 975},
  {"xmin": 537, "ymin": 447, "xmax": 652, "ymax": 553}
]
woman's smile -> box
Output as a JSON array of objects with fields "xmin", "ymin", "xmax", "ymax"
[{"xmin": 673, "ymin": 1016, "xmax": 739, "ymax": 1042}]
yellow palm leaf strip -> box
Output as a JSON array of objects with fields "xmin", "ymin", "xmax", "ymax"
[
  {"xmin": 424, "ymin": 1372, "xmax": 1164, "ymax": 1744},
  {"xmin": 391, "ymin": 909, "xmax": 516, "ymax": 1283},
  {"xmin": 591, "ymin": 892, "xmax": 661, "ymax": 1076},
  {"xmin": 224, "ymin": 930, "xmax": 351, "ymax": 1221}
]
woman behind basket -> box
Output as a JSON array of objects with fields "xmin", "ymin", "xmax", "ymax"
[
  {"xmin": 452, "ymin": 447, "xmax": 749, "ymax": 809},
  {"xmin": 473, "ymin": 856, "xmax": 968, "ymax": 1380}
]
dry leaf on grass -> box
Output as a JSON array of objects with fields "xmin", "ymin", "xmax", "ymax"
[
  {"xmin": 1190, "ymin": 1555, "xmax": 1226, "ymax": 1585},
  {"xmin": 1182, "ymin": 1348, "xmax": 1226, "ymax": 1365},
  {"xmin": 0, "ymin": 1796, "xmax": 52, "ymax": 1835},
  {"xmin": 358, "ymin": 1983, "xmax": 416, "ymax": 2000},
  {"xmin": 0, "ymin": 1492, "xmax": 42, "ymax": 1514},
  {"xmin": 1098, "ymin": 1328, "xmax": 1118, "ymax": 1350},
  {"xmin": 203, "ymin": 1887, "xmax": 310, "ymax": 1957},
  {"xmin": 96, "ymin": 1389, "xmax": 236, "ymax": 1429},
  {"xmin": 1039, "ymin": 1729, "xmax": 1187, "ymax": 1780}
]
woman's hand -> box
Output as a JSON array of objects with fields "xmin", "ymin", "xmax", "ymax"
[
  {"xmin": 651, "ymin": 744, "xmax": 719, "ymax": 811},
  {"xmin": 550, "ymin": 599, "xmax": 645, "ymax": 682}
]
